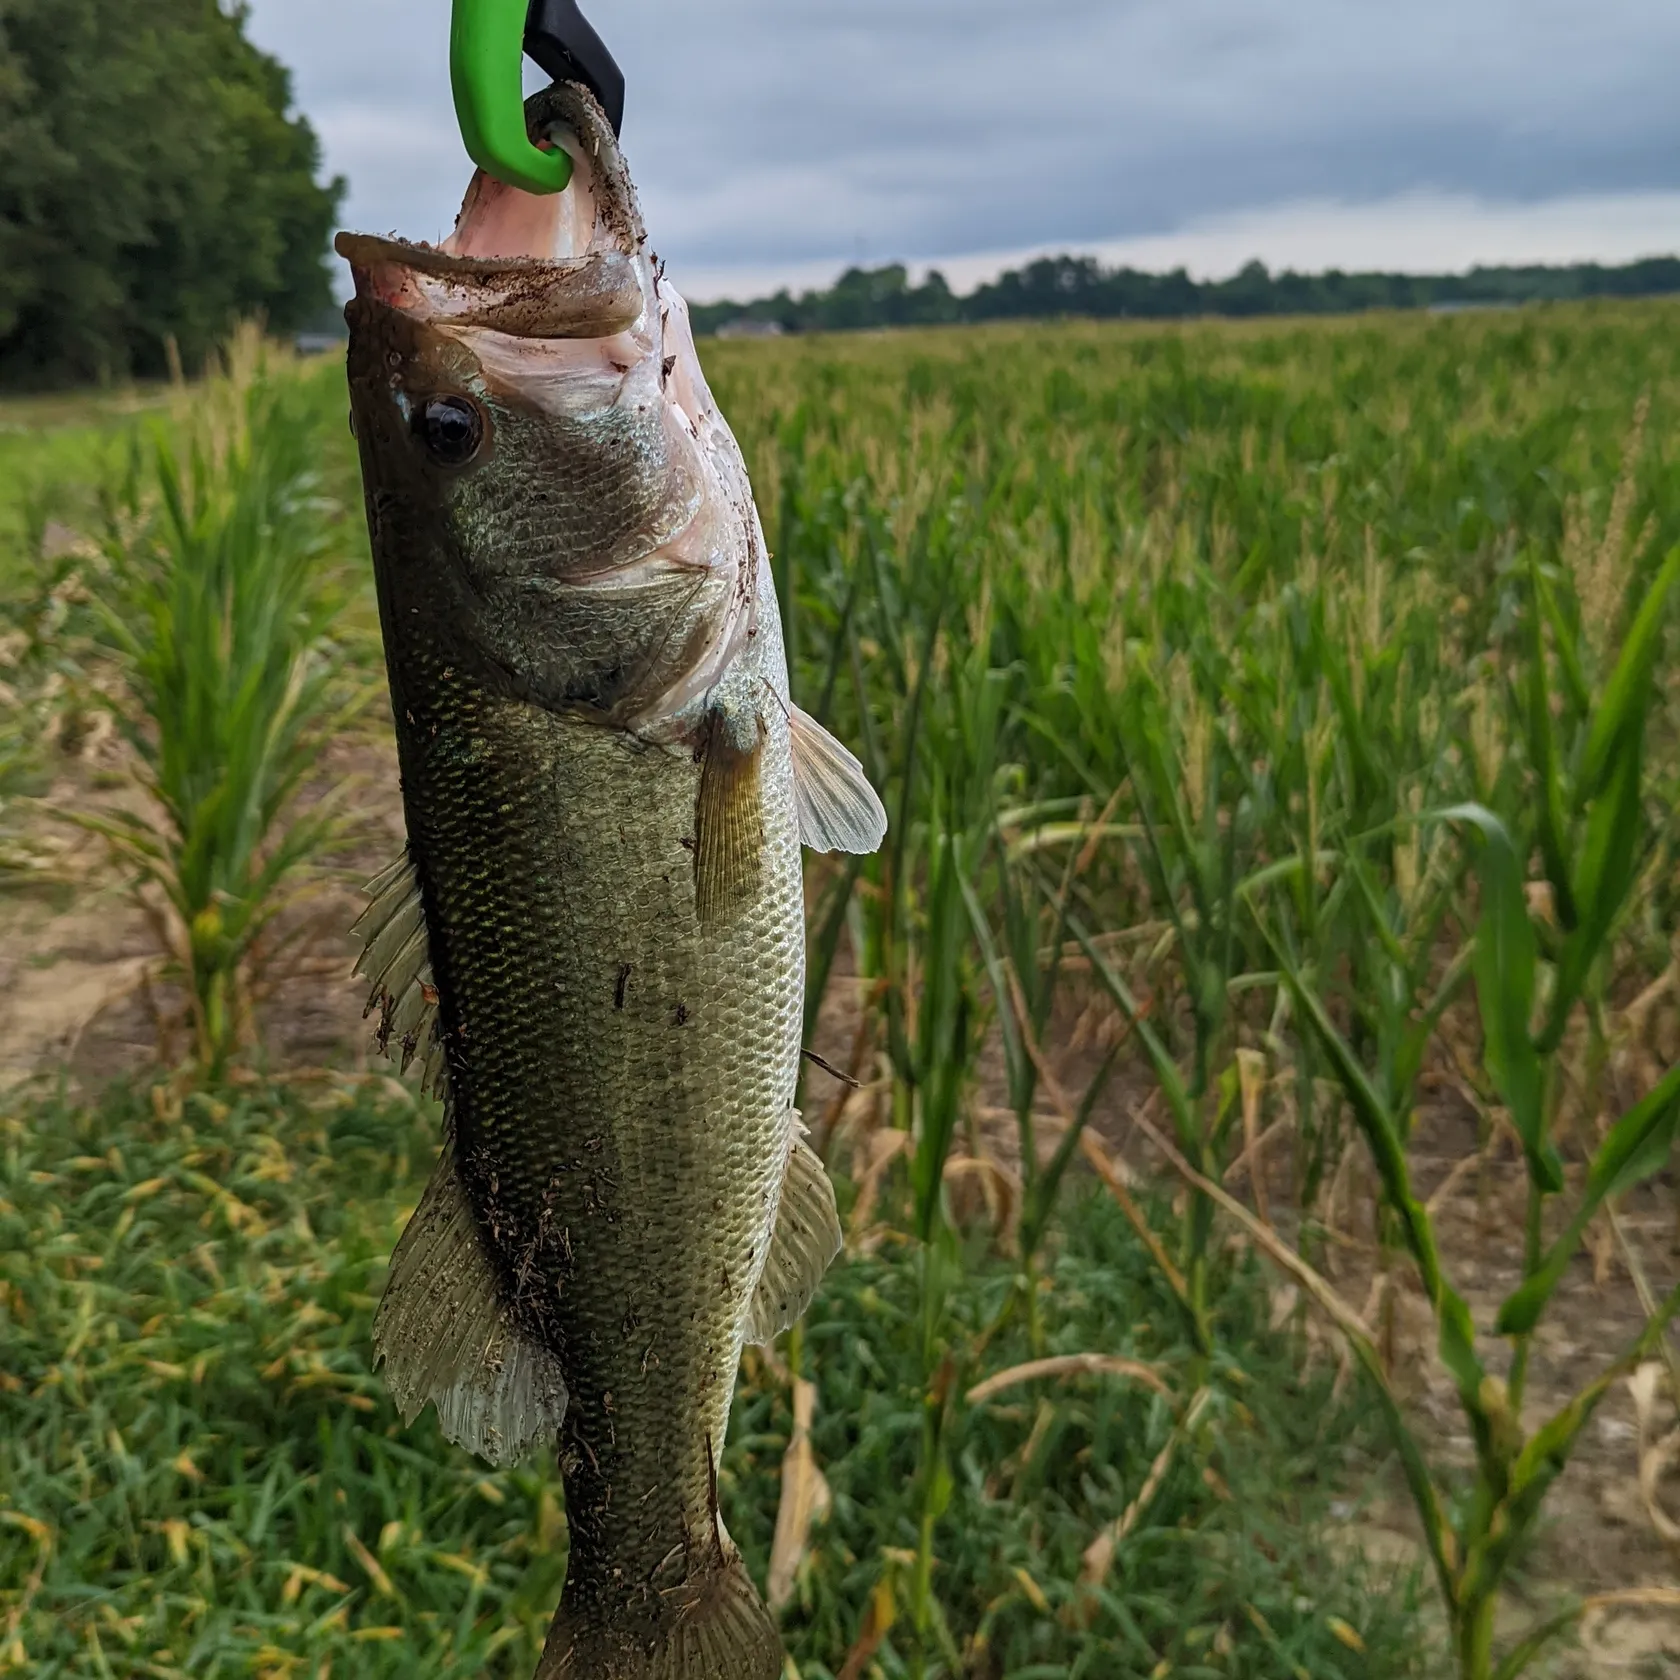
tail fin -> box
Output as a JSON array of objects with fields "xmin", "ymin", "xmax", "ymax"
[{"xmin": 536, "ymin": 1552, "xmax": 782, "ymax": 1680}]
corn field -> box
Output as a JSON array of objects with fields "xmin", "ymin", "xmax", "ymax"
[{"xmin": 3, "ymin": 302, "xmax": 1680, "ymax": 1679}]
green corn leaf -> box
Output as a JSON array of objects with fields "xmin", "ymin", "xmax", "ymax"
[
  {"xmin": 1345, "ymin": 850, "xmax": 1407, "ymax": 976},
  {"xmin": 1482, "ymin": 1281, "xmax": 1680, "ymax": 1673},
  {"xmin": 1498, "ymin": 1060, "xmax": 1680, "ymax": 1334},
  {"xmin": 1530, "ymin": 550, "xmax": 1678, "ymax": 1051},
  {"xmin": 912, "ymin": 825, "xmax": 974, "ymax": 1245},
  {"xmin": 1064, "ymin": 904, "xmax": 1194, "ymax": 1150},
  {"xmin": 1319, "ymin": 625, "xmax": 1382, "ymax": 816},
  {"xmin": 1522, "ymin": 558, "xmax": 1578, "ymax": 931},
  {"xmin": 960, "ymin": 867, "xmax": 1029, "ymax": 1116},
  {"xmin": 1588, "ymin": 1059, "xmax": 1680, "ymax": 1198},
  {"xmin": 1233, "ymin": 851, "xmax": 1345, "ymax": 899},
  {"xmin": 1434, "ymin": 804, "xmax": 1560, "ymax": 1192},
  {"xmin": 1539, "ymin": 734, "xmax": 1644, "ymax": 1052},
  {"xmin": 1490, "ymin": 1605, "xmax": 1591, "ymax": 1680},
  {"xmin": 1020, "ymin": 1040, "xmax": 1124, "ymax": 1260},
  {"xmin": 1578, "ymin": 545, "xmax": 1680, "ymax": 803},
  {"xmin": 1330, "ymin": 1293, "xmax": 1464, "ymax": 1616},
  {"xmin": 803, "ymin": 855, "xmax": 866, "ymax": 1058},
  {"xmin": 1126, "ymin": 726, "xmax": 1199, "ymax": 976},
  {"xmin": 1538, "ymin": 574, "xmax": 1592, "ymax": 721},
  {"xmin": 1604, "ymin": 1106, "xmax": 1680, "ymax": 1202},
  {"xmin": 1397, "ymin": 941, "xmax": 1478, "ymax": 1103},
  {"xmin": 1019, "ymin": 693, "xmax": 1113, "ymax": 801},
  {"xmin": 1254, "ymin": 910, "xmax": 1487, "ymax": 1405}
]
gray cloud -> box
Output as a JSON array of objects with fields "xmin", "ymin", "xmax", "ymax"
[{"xmin": 245, "ymin": 0, "xmax": 1680, "ymax": 292}]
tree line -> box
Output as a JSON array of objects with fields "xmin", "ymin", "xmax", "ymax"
[
  {"xmin": 0, "ymin": 0, "xmax": 342, "ymax": 389},
  {"xmin": 688, "ymin": 252, "xmax": 1680, "ymax": 337}
]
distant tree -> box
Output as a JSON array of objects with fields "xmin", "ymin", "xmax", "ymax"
[
  {"xmin": 0, "ymin": 0, "xmax": 343, "ymax": 387},
  {"xmin": 686, "ymin": 252, "xmax": 1680, "ymax": 340}
]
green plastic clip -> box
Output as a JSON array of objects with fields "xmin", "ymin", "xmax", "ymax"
[{"xmin": 450, "ymin": 0, "xmax": 573, "ymax": 195}]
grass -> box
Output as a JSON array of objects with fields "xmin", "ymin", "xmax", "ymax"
[
  {"xmin": 0, "ymin": 385, "xmax": 175, "ymax": 596},
  {"xmin": 4, "ymin": 298, "xmax": 1680, "ymax": 1676},
  {"xmin": 0, "ymin": 1076, "xmax": 1421, "ymax": 1679}
]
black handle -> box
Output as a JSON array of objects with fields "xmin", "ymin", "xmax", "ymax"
[{"xmin": 524, "ymin": 0, "xmax": 626, "ymax": 137}]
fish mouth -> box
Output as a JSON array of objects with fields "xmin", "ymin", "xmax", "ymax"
[{"xmin": 335, "ymin": 83, "xmax": 648, "ymax": 341}]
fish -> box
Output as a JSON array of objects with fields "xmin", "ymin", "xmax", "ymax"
[{"xmin": 337, "ymin": 81, "xmax": 886, "ymax": 1680}]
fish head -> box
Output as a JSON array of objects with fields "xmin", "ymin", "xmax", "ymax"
[{"xmin": 340, "ymin": 82, "xmax": 757, "ymax": 730}]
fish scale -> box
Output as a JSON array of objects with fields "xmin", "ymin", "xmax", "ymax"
[{"xmin": 395, "ymin": 654, "xmax": 803, "ymax": 1597}]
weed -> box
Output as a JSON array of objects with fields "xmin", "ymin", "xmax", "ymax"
[{"xmin": 67, "ymin": 338, "xmax": 368, "ymax": 1072}]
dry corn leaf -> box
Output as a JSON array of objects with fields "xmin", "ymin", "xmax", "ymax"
[
  {"xmin": 767, "ymin": 1376, "xmax": 831, "ymax": 1613},
  {"xmin": 1012, "ymin": 1566, "xmax": 1050, "ymax": 1614},
  {"xmin": 943, "ymin": 1153, "xmax": 1019, "ymax": 1243},
  {"xmin": 1628, "ymin": 1362, "xmax": 1680, "ymax": 1544},
  {"xmin": 342, "ymin": 1525, "xmax": 397, "ymax": 1599},
  {"xmin": 1077, "ymin": 1388, "xmax": 1214, "ymax": 1601},
  {"xmin": 1579, "ymin": 1586, "xmax": 1680, "ymax": 1657},
  {"xmin": 281, "ymin": 1564, "xmax": 350, "ymax": 1605},
  {"xmin": 1080, "ymin": 1133, "xmax": 1189, "ymax": 1302},
  {"xmin": 1267, "ymin": 1283, "xmax": 1300, "ymax": 1333},
  {"xmin": 162, "ymin": 1517, "xmax": 191, "ymax": 1566},
  {"xmin": 966, "ymin": 1352, "xmax": 1171, "ymax": 1408},
  {"xmin": 1327, "ymin": 1615, "xmax": 1366, "ymax": 1652},
  {"xmin": 847, "ymin": 1128, "xmax": 909, "ymax": 1239},
  {"xmin": 837, "ymin": 1571, "xmax": 897, "ymax": 1680},
  {"xmin": 1235, "ymin": 1047, "xmax": 1270, "ymax": 1226}
]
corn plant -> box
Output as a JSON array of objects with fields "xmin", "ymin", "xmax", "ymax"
[
  {"xmin": 852, "ymin": 519, "xmax": 990, "ymax": 1676},
  {"xmin": 965, "ymin": 809, "xmax": 1122, "ymax": 1356},
  {"xmin": 1245, "ymin": 546, "xmax": 1680, "ymax": 1680},
  {"xmin": 77, "ymin": 348, "xmax": 360, "ymax": 1075}
]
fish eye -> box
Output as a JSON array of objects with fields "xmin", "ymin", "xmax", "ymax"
[{"xmin": 417, "ymin": 394, "xmax": 486, "ymax": 468}]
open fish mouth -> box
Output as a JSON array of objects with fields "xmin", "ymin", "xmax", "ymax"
[
  {"xmin": 335, "ymin": 77, "xmax": 764, "ymax": 736},
  {"xmin": 335, "ymin": 82, "xmax": 649, "ymax": 341}
]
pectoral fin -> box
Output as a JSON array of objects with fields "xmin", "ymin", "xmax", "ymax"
[
  {"xmin": 352, "ymin": 851, "xmax": 448, "ymax": 1098},
  {"xmin": 744, "ymin": 1129, "xmax": 843, "ymax": 1346},
  {"xmin": 373, "ymin": 1131, "xmax": 568, "ymax": 1468},
  {"xmin": 787, "ymin": 704, "xmax": 888, "ymax": 856},
  {"xmin": 695, "ymin": 703, "xmax": 766, "ymax": 925}
]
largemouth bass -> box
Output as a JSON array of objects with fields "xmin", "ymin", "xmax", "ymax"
[{"xmin": 338, "ymin": 82, "xmax": 885, "ymax": 1680}]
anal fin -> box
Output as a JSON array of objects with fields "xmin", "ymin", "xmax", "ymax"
[
  {"xmin": 787, "ymin": 703, "xmax": 888, "ymax": 855},
  {"xmin": 744, "ymin": 1127, "xmax": 843, "ymax": 1346},
  {"xmin": 373, "ymin": 1130, "xmax": 567, "ymax": 1468}
]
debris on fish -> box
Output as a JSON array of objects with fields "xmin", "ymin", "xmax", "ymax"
[{"xmin": 339, "ymin": 81, "xmax": 886, "ymax": 1680}]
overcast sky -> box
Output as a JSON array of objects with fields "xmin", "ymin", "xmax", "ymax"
[{"xmin": 245, "ymin": 0, "xmax": 1680, "ymax": 301}]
